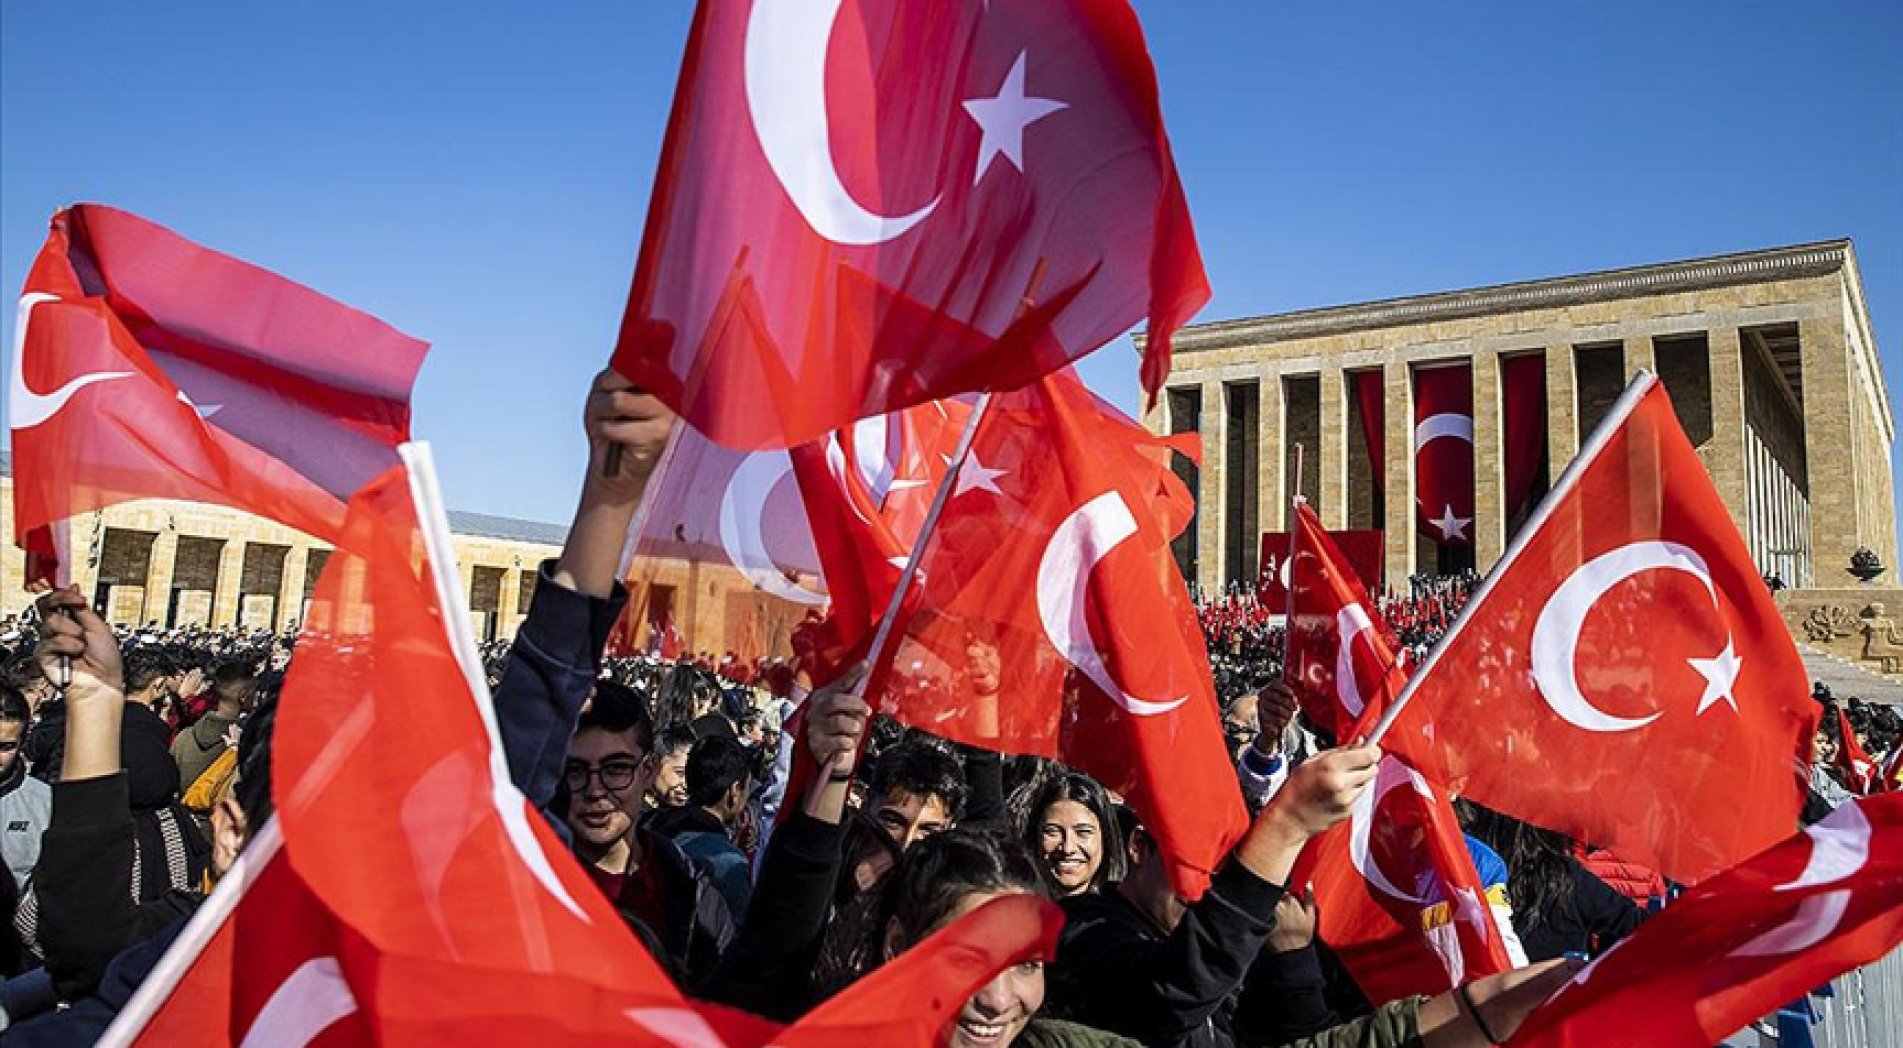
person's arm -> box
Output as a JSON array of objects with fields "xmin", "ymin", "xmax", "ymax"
[
  {"xmin": 1055, "ymin": 746, "xmax": 1381, "ymax": 1045},
  {"xmin": 698, "ymin": 674, "xmax": 868, "ymax": 1017},
  {"xmin": 29, "ymin": 588, "xmax": 139, "ymax": 1001},
  {"xmin": 1238, "ymin": 888, "xmax": 1338, "ymax": 1045},
  {"xmin": 494, "ymin": 369, "xmax": 673, "ymax": 811},
  {"xmin": 1238, "ymin": 681, "xmax": 1300, "ymax": 812},
  {"xmin": 958, "ymin": 744, "xmax": 1007, "ymax": 827},
  {"xmin": 1570, "ymin": 861, "xmax": 1644, "ymax": 954}
]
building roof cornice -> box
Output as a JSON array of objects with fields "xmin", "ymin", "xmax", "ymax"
[{"xmin": 1155, "ymin": 240, "xmax": 1854, "ymax": 353}]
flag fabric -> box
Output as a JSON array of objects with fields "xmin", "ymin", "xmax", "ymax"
[
  {"xmin": 1833, "ymin": 706, "xmax": 1883, "ymax": 796},
  {"xmin": 607, "ymin": 423, "xmax": 830, "ymax": 666},
  {"xmin": 1283, "ymin": 502, "xmax": 1407, "ymax": 741},
  {"xmin": 1413, "ymin": 364, "xmax": 1474, "ymax": 547},
  {"xmin": 1377, "ymin": 373, "xmax": 1818, "ymax": 884},
  {"xmin": 9, "ymin": 204, "xmax": 427, "ymax": 586},
  {"xmin": 1500, "ymin": 353, "xmax": 1548, "ymax": 520},
  {"xmin": 1508, "ymin": 795, "xmax": 1903, "ymax": 1048},
  {"xmin": 1257, "ymin": 526, "xmax": 1384, "ymax": 608},
  {"xmin": 875, "ymin": 369, "xmax": 1243, "ymax": 897},
  {"xmin": 613, "ymin": 0, "xmax": 1208, "ymax": 450},
  {"xmin": 1282, "ymin": 503, "xmax": 1513, "ymax": 1001},
  {"xmin": 273, "ymin": 451, "xmax": 670, "ymax": 1002},
  {"xmin": 786, "ymin": 397, "xmax": 973, "ymax": 677},
  {"xmin": 1298, "ymin": 757, "xmax": 1517, "ymax": 1005}
]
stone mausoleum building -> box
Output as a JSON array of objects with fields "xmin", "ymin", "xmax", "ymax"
[
  {"xmin": 0, "ymin": 449, "xmax": 563, "ymax": 643},
  {"xmin": 1146, "ymin": 240, "xmax": 1903, "ymax": 690},
  {"xmin": 1147, "ymin": 240, "xmax": 1894, "ymax": 594}
]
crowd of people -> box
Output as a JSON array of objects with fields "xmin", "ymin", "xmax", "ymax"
[
  {"xmin": 0, "ymin": 377, "xmax": 1897, "ymax": 1045},
  {"xmin": 1196, "ymin": 573, "xmax": 1480, "ymax": 704}
]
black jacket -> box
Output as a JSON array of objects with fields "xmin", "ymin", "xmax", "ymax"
[
  {"xmin": 699, "ymin": 809, "xmax": 847, "ymax": 1018},
  {"xmin": 1517, "ymin": 856, "xmax": 1645, "ymax": 962},
  {"xmin": 1047, "ymin": 861, "xmax": 1334, "ymax": 1048}
]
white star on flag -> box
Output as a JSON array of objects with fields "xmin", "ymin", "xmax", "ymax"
[
  {"xmin": 962, "ymin": 51, "xmax": 1067, "ymax": 185},
  {"xmin": 1430, "ymin": 504, "xmax": 1471, "ymax": 541},
  {"xmin": 949, "ymin": 451, "xmax": 1008, "ymax": 498},
  {"xmin": 1690, "ymin": 640, "xmax": 1743, "ymax": 715}
]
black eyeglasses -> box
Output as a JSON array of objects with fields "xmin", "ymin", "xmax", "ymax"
[{"xmin": 564, "ymin": 759, "xmax": 642, "ymax": 793}]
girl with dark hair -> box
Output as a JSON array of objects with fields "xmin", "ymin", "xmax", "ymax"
[
  {"xmin": 1461, "ymin": 803, "xmax": 1642, "ymax": 962},
  {"xmin": 1022, "ymin": 772, "xmax": 1125, "ymax": 897}
]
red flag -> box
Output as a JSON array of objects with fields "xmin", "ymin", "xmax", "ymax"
[
  {"xmin": 1833, "ymin": 706, "xmax": 1883, "ymax": 796},
  {"xmin": 1300, "ymin": 757, "xmax": 1516, "ymax": 1005},
  {"xmin": 1509, "ymin": 795, "xmax": 1903, "ymax": 1048},
  {"xmin": 9, "ymin": 205, "xmax": 426, "ymax": 585},
  {"xmin": 1413, "ymin": 364, "xmax": 1474, "ymax": 546},
  {"xmin": 608, "ymin": 424, "xmax": 830, "ymax": 665},
  {"xmin": 613, "ymin": 0, "xmax": 1208, "ymax": 450},
  {"xmin": 1378, "ymin": 374, "xmax": 1818, "ymax": 884},
  {"xmin": 787, "ymin": 398, "xmax": 973, "ymax": 675},
  {"xmin": 273, "ymin": 453, "xmax": 671, "ymax": 999},
  {"xmin": 1501, "ymin": 354, "xmax": 1548, "ymax": 519},
  {"xmin": 1284, "ymin": 502, "xmax": 1407, "ymax": 741},
  {"xmin": 1282, "ymin": 504, "xmax": 1513, "ymax": 1001},
  {"xmin": 876, "ymin": 369, "xmax": 1244, "ymax": 896}
]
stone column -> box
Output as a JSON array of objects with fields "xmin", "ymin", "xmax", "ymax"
[
  {"xmin": 497, "ymin": 563, "xmax": 523, "ymax": 641},
  {"xmin": 1319, "ymin": 366, "xmax": 1349, "ymax": 530},
  {"xmin": 1624, "ymin": 334, "xmax": 1655, "ymax": 379},
  {"xmin": 142, "ymin": 529, "xmax": 179, "ymax": 627},
  {"xmin": 1546, "ymin": 344, "xmax": 1578, "ymax": 484},
  {"xmin": 1704, "ymin": 328, "xmax": 1750, "ymax": 523},
  {"xmin": 1382, "ymin": 359, "xmax": 1416, "ymax": 587},
  {"xmin": 277, "ymin": 545, "xmax": 309, "ymax": 632},
  {"xmin": 1800, "ymin": 312, "xmax": 1858, "ymax": 580},
  {"xmin": 210, "ymin": 540, "xmax": 245, "ymax": 627},
  {"xmin": 1257, "ymin": 367, "xmax": 1286, "ymax": 535},
  {"xmin": 1196, "ymin": 379, "xmax": 1227, "ymax": 594},
  {"xmin": 1471, "ymin": 350, "xmax": 1506, "ymax": 570}
]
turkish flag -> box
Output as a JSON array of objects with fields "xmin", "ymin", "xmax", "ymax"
[
  {"xmin": 613, "ymin": 0, "xmax": 1208, "ymax": 450},
  {"xmin": 271, "ymin": 454, "xmax": 676, "ymax": 1006},
  {"xmin": 1379, "ymin": 374, "xmax": 1818, "ymax": 884},
  {"xmin": 1283, "ymin": 502, "xmax": 1408, "ymax": 741},
  {"xmin": 787, "ymin": 396, "xmax": 974, "ymax": 677},
  {"xmin": 1299, "ymin": 756, "xmax": 1517, "ymax": 1005},
  {"xmin": 1834, "ymin": 706, "xmax": 1884, "ymax": 795},
  {"xmin": 1413, "ymin": 364, "xmax": 1474, "ymax": 546},
  {"xmin": 874, "ymin": 369, "xmax": 1244, "ymax": 896},
  {"xmin": 9, "ymin": 205, "xmax": 426, "ymax": 586},
  {"xmin": 1508, "ymin": 794, "xmax": 1903, "ymax": 1048},
  {"xmin": 1501, "ymin": 354, "xmax": 1548, "ymax": 520},
  {"xmin": 607, "ymin": 423, "xmax": 830, "ymax": 666}
]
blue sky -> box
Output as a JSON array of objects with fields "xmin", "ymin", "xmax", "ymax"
[{"xmin": 3, "ymin": 1, "xmax": 1899, "ymax": 529}]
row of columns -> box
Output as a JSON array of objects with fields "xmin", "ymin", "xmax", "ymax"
[{"xmin": 1179, "ymin": 322, "xmax": 1848, "ymax": 594}]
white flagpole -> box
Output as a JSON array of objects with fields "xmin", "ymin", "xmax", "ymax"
[{"xmin": 1365, "ymin": 370, "xmax": 1659, "ymax": 744}]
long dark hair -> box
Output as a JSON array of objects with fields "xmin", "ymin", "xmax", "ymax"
[
  {"xmin": 1021, "ymin": 771, "xmax": 1127, "ymax": 893},
  {"xmin": 884, "ymin": 827, "xmax": 1047, "ymax": 951},
  {"xmin": 817, "ymin": 826, "xmax": 1045, "ymax": 996},
  {"xmin": 1460, "ymin": 801, "xmax": 1574, "ymax": 935}
]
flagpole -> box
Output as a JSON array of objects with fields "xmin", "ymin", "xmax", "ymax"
[
  {"xmin": 1278, "ymin": 445, "xmax": 1305, "ymax": 683},
  {"xmin": 850, "ymin": 390, "xmax": 994, "ymax": 699},
  {"xmin": 1364, "ymin": 370, "xmax": 1659, "ymax": 745}
]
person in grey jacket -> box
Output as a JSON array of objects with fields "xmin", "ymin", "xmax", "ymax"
[{"xmin": 0, "ymin": 690, "xmax": 51, "ymax": 891}]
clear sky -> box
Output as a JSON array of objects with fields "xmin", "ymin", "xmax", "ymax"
[{"xmin": 3, "ymin": 1, "xmax": 1899, "ymax": 531}]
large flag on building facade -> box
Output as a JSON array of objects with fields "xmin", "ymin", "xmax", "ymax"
[
  {"xmin": 1509, "ymin": 795, "xmax": 1903, "ymax": 1048},
  {"xmin": 612, "ymin": 0, "xmax": 1208, "ymax": 450},
  {"xmin": 8, "ymin": 205, "xmax": 427, "ymax": 587},
  {"xmin": 1375, "ymin": 373, "xmax": 1818, "ymax": 884},
  {"xmin": 872, "ymin": 368, "xmax": 1244, "ymax": 897}
]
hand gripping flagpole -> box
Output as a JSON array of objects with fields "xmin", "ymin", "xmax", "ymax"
[{"xmin": 1363, "ymin": 370, "xmax": 1659, "ymax": 746}]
